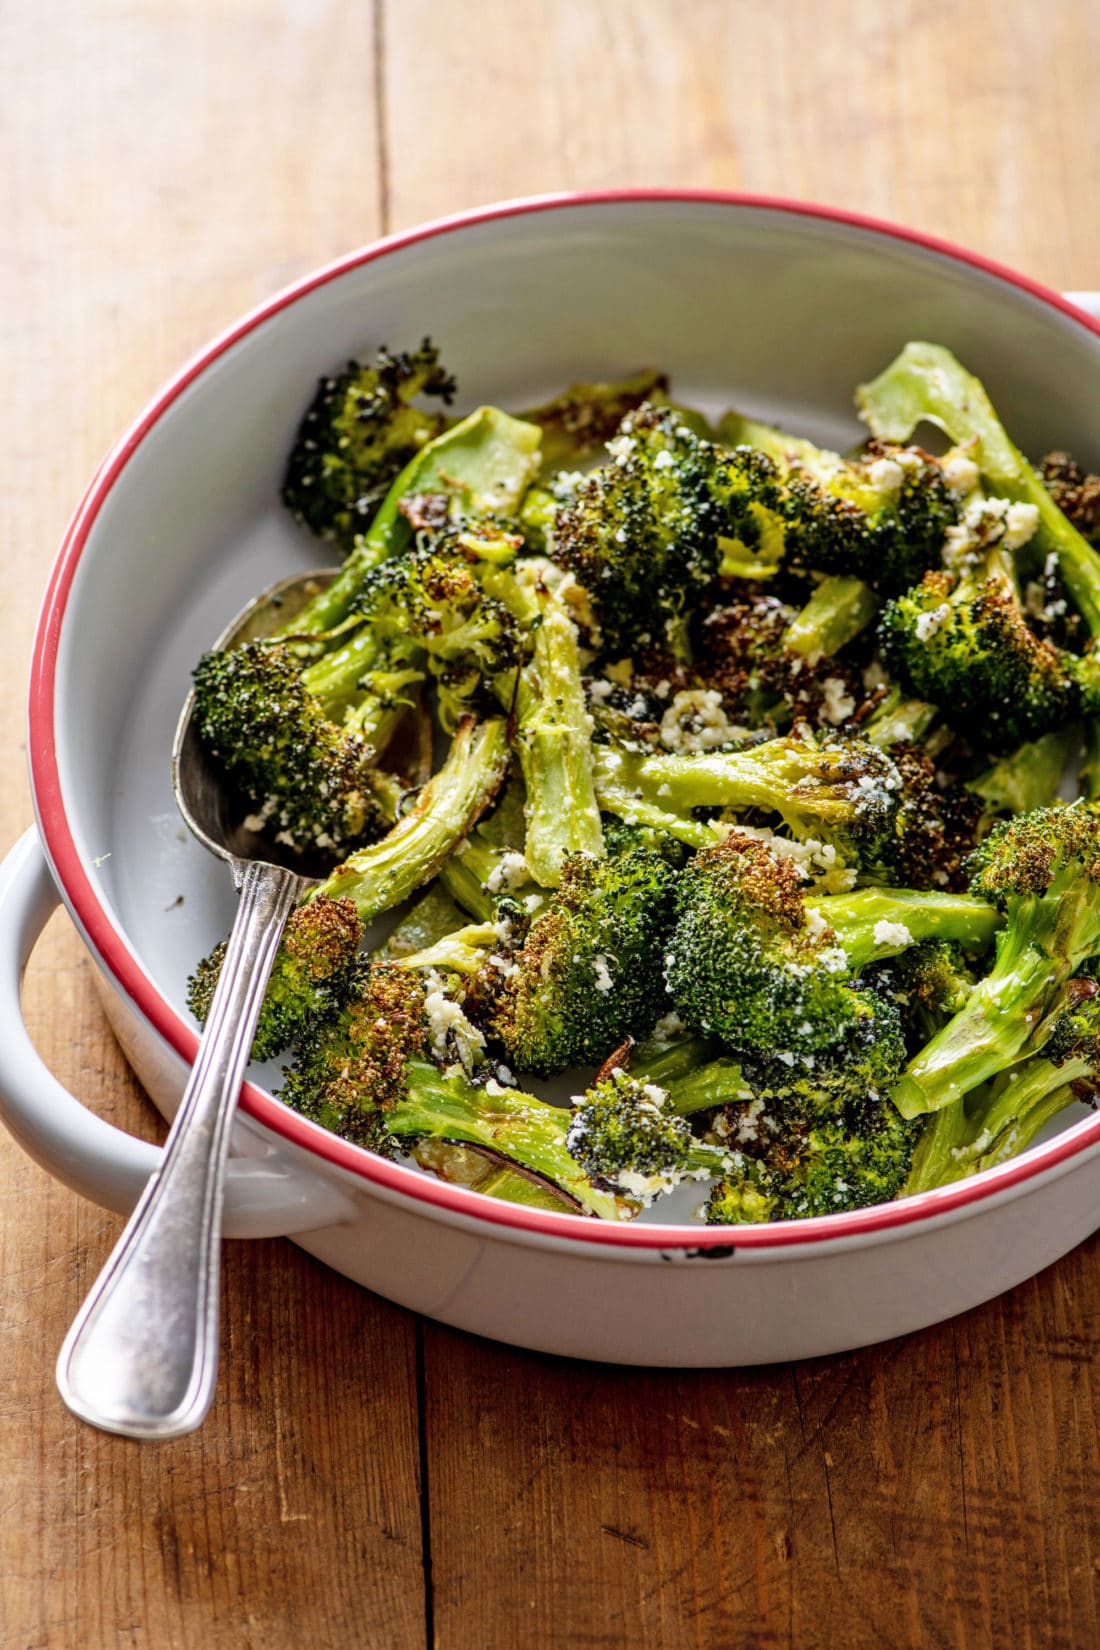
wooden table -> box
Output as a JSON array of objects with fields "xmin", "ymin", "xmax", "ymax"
[{"xmin": 5, "ymin": 4, "xmax": 1100, "ymax": 1645}]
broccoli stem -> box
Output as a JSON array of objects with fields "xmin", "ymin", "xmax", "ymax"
[
  {"xmin": 633, "ymin": 1043, "xmax": 754, "ymax": 1116},
  {"xmin": 784, "ymin": 575, "xmax": 878, "ymax": 659},
  {"xmin": 285, "ymin": 408, "xmax": 543, "ymax": 637},
  {"xmin": 890, "ymin": 922, "xmax": 1062, "ymax": 1119},
  {"xmin": 387, "ymin": 1059, "xmax": 628, "ymax": 1219},
  {"xmin": 588, "ymin": 758, "xmax": 727, "ymax": 850},
  {"xmin": 489, "ymin": 567, "xmax": 604, "ymax": 886},
  {"xmin": 812, "ymin": 888, "xmax": 1001, "ymax": 969},
  {"xmin": 857, "ymin": 342, "xmax": 1100, "ymax": 633},
  {"xmin": 905, "ymin": 1052, "xmax": 1088, "ymax": 1193},
  {"xmin": 860, "ymin": 688, "xmax": 940, "ymax": 750},
  {"xmin": 311, "ymin": 716, "xmax": 509, "ymax": 919},
  {"xmin": 592, "ymin": 741, "xmax": 885, "ymax": 852}
]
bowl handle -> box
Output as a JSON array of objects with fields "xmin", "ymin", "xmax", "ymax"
[{"xmin": 0, "ymin": 830, "xmax": 356, "ymax": 1239}]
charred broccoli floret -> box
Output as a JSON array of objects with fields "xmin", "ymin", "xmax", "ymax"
[
  {"xmin": 282, "ymin": 340, "xmax": 456, "ymax": 550},
  {"xmin": 186, "ymin": 896, "xmax": 362, "ymax": 1062},
  {"xmin": 704, "ymin": 1097, "xmax": 919, "ymax": 1223},
  {"xmin": 1040, "ymin": 451, "xmax": 1100, "ymax": 548},
  {"xmin": 717, "ymin": 409, "xmax": 961, "ymax": 596},
  {"xmin": 551, "ymin": 403, "xmax": 784, "ymax": 659},
  {"xmin": 521, "ymin": 370, "xmax": 670, "ymax": 473},
  {"xmin": 565, "ymin": 1069, "xmax": 730, "ymax": 1205},
  {"xmin": 279, "ymin": 962, "xmax": 627, "ymax": 1218},
  {"xmin": 666, "ymin": 834, "xmax": 998, "ymax": 1062},
  {"xmin": 892, "ymin": 802, "xmax": 1100, "ymax": 1118},
  {"xmin": 906, "ymin": 979, "xmax": 1100, "ymax": 1192},
  {"xmin": 878, "ymin": 535, "xmax": 1077, "ymax": 751},
  {"xmin": 491, "ymin": 838, "xmax": 680, "ymax": 1077},
  {"xmin": 191, "ymin": 640, "xmax": 393, "ymax": 851}
]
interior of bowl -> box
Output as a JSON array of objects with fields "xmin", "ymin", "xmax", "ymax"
[{"xmin": 33, "ymin": 192, "xmax": 1100, "ymax": 1241}]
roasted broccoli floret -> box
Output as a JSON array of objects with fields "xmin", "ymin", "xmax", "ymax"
[
  {"xmin": 704, "ymin": 1097, "xmax": 919, "ymax": 1223},
  {"xmin": 564, "ymin": 1069, "xmax": 730, "ymax": 1205},
  {"xmin": 698, "ymin": 580, "xmax": 875, "ymax": 733},
  {"xmin": 870, "ymin": 941, "xmax": 979, "ymax": 1049},
  {"xmin": 491, "ymin": 837, "xmax": 680, "ymax": 1077},
  {"xmin": 892, "ymin": 802, "xmax": 1100, "ymax": 1118},
  {"xmin": 665, "ymin": 834, "xmax": 998, "ymax": 1063},
  {"xmin": 191, "ymin": 639, "xmax": 394, "ymax": 852},
  {"xmin": 282, "ymin": 340, "xmax": 456, "ymax": 550},
  {"xmin": 878, "ymin": 532, "xmax": 1077, "ymax": 751},
  {"xmin": 551, "ymin": 403, "xmax": 784, "ymax": 659},
  {"xmin": 187, "ymin": 895, "xmax": 362, "ymax": 1062},
  {"xmin": 906, "ymin": 979, "xmax": 1100, "ymax": 1192},
  {"xmin": 718, "ymin": 408, "xmax": 961, "ymax": 596},
  {"xmin": 279, "ymin": 962, "xmax": 628, "ymax": 1218},
  {"xmin": 593, "ymin": 729, "xmax": 905, "ymax": 863}
]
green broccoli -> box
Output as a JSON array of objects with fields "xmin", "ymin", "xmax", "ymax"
[
  {"xmin": 905, "ymin": 980, "xmax": 1100, "ymax": 1192},
  {"xmin": 592, "ymin": 729, "xmax": 905, "ymax": 863},
  {"xmin": 717, "ymin": 408, "xmax": 961, "ymax": 596},
  {"xmin": 282, "ymin": 339, "xmax": 457, "ymax": 550},
  {"xmin": 490, "ymin": 836, "xmax": 680, "ymax": 1077},
  {"xmin": 279, "ymin": 963, "xmax": 628, "ymax": 1219},
  {"xmin": 564, "ymin": 1069, "xmax": 730, "ymax": 1206},
  {"xmin": 665, "ymin": 834, "xmax": 999, "ymax": 1063},
  {"xmin": 550, "ymin": 402, "xmax": 784, "ymax": 659},
  {"xmin": 186, "ymin": 895, "xmax": 362, "ymax": 1062},
  {"xmin": 892, "ymin": 802, "xmax": 1100, "ymax": 1118}
]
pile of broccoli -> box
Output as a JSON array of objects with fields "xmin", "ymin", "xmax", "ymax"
[{"xmin": 185, "ymin": 337, "xmax": 1100, "ymax": 1225}]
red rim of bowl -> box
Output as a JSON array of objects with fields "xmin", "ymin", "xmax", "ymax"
[{"xmin": 28, "ymin": 188, "xmax": 1100, "ymax": 1251}]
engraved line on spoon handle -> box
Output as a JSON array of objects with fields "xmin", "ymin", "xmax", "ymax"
[{"xmin": 56, "ymin": 859, "xmax": 306, "ymax": 1439}]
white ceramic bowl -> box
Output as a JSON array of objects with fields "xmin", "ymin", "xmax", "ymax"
[{"xmin": 6, "ymin": 191, "xmax": 1100, "ymax": 1366}]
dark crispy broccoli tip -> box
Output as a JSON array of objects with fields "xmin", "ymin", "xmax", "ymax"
[
  {"xmin": 278, "ymin": 963, "xmax": 427, "ymax": 1153},
  {"xmin": 566, "ymin": 1069, "xmax": 728, "ymax": 1205},
  {"xmin": 187, "ymin": 896, "xmax": 363, "ymax": 1064},
  {"xmin": 282, "ymin": 339, "xmax": 456, "ymax": 549}
]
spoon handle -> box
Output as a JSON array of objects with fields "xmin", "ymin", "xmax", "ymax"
[{"xmin": 56, "ymin": 859, "xmax": 307, "ymax": 1439}]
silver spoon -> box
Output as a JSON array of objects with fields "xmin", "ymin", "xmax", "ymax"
[{"xmin": 56, "ymin": 570, "xmax": 340, "ymax": 1440}]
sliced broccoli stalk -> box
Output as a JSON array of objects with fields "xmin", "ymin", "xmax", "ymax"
[
  {"xmin": 966, "ymin": 726, "xmax": 1077, "ymax": 829},
  {"xmin": 859, "ymin": 687, "xmax": 940, "ymax": 750},
  {"xmin": 784, "ymin": 575, "xmax": 879, "ymax": 660},
  {"xmin": 377, "ymin": 884, "xmax": 472, "ymax": 961},
  {"xmin": 410, "ymin": 1139, "xmax": 581, "ymax": 1213},
  {"xmin": 312, "ymin": 716, "xmax": 509, "ymax": 920},
  {"xmin": 905, "ymin": 983, "xmax": 1100, "ymax": 1191},
  {"xmin": 810, "ymin": 887, "xmax": 1001, "ymax": 969},
  {"xmin": 286, "ymin": 407, "xmax": 543, "ymax": 638},
  {"xmin": 485, "ymin": 560, "xmax": 604, "ymax": 885},
  {"xmin": 592, "ymin": 732, "xmax": 903, "ymax": 863},
  {"xmin": 891, "ymin": 803, "xmax": 1100, "ymax": 1118}
]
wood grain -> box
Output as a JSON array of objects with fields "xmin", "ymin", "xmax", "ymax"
[{"xmin": 5, "ymin": 1, "xmax": 1100, "ymax": 1646}]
